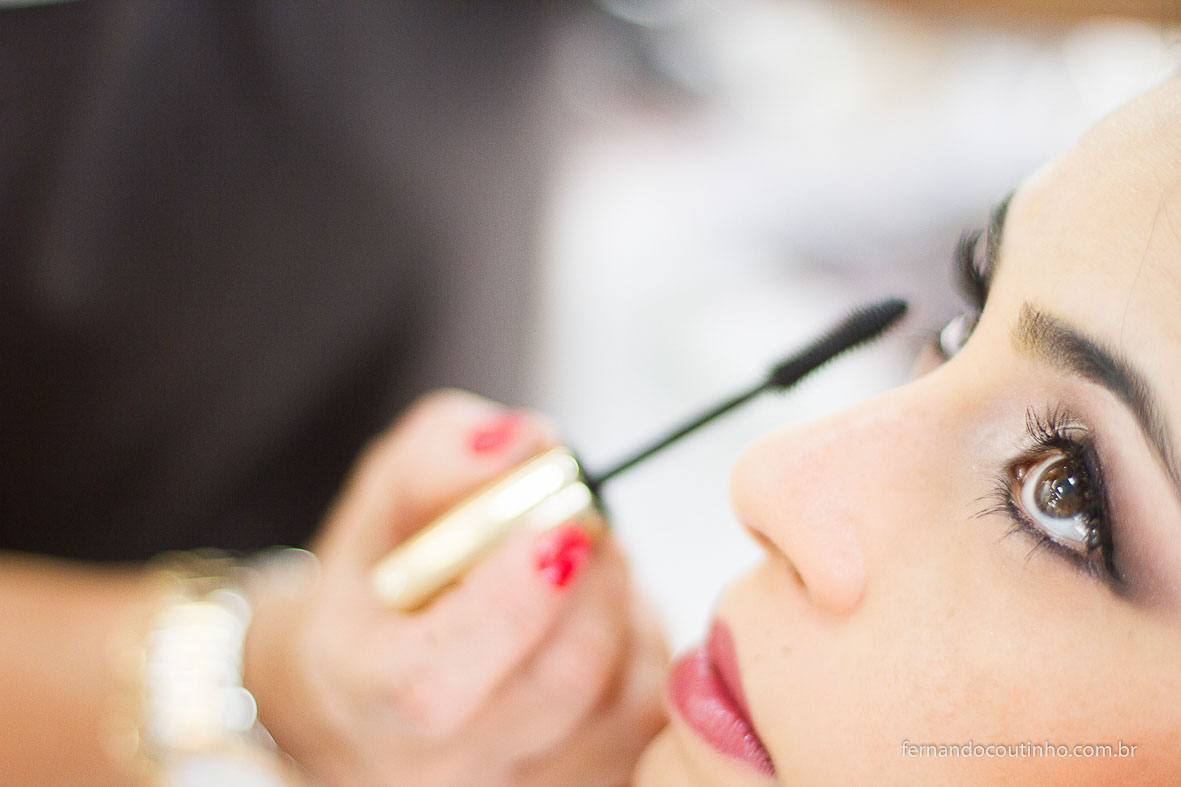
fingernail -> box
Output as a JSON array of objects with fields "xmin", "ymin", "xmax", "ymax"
[
  {"xmin": 534, "ymin": 523, "xmax": 593, "ymax": 588},
  {"xmin": 468, "ymin": 411, "xmax": 524, "ymax": 454}
]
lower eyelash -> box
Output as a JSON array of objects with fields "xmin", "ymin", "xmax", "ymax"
[{"xmin": 977, "ymin": 480, "xmax": 1107, "ymax": 578}]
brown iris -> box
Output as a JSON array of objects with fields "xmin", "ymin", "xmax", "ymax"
[
  {"xmin": 1032, "ymin": 456, "xmax": 1087, "ymax": 518},
  {"xmin": 1015, "ymin": 451, "xmax": 1097, "ymax": 555}
]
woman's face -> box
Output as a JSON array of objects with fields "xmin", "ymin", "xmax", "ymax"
[{"xmin": 635, "ymin": 76, "xmax": 1181, "ymax": 785}]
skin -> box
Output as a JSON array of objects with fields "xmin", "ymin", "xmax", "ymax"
[
  {"xmin": 245, "ymin": 390, "xmax": 668, "ymax": 786},
  {"xmin": 0, "ymin": 392, "xmax": 667, "ymax": 786},
  {"xmin": 2, "ymin": 7, "xmax": 1172, "ymax": 782},
  {"xmin": 634, "ymin": 75, "xmax": 1181, "ymax": 785}
]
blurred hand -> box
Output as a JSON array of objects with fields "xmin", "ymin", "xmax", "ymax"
[{"xmin": 244, "ymin": 389, "xmax": 667, "ymax": 786}]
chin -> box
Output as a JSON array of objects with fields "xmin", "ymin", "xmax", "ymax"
[
  {"xmin": 633, "ymin": 729, "xmax": 688, "ymax": 786},
  {"xmin": 632, "ymin": 725, "xmax": 778, "ymax": 787}
]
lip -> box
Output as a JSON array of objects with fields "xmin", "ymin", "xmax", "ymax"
[{"xmin": 667, "ymin": 620, "xmax": 775, "ymax": 776}]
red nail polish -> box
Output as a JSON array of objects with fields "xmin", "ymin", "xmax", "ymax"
[
  {"xmin": 468, "ymin": 411, "xmax": 523, "ymax": 454},
  {"xmin": 534, "ymin": 523, "xmax": 593, "ymax": 588}
]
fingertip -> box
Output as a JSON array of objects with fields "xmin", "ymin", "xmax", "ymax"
[
  {"xmin": 369, "ymin": 396, "xmax": 565, "ymax": 544},
  {"xmin": 533, "ymin": 522, "xmax": 594, "ymax": 590},
  {"xmin": 465, "ymin": 407, "xmax": 561, "ymax": 463},
  {"xmin": 426, "ymin": 527, "xmax": 562, "ymax": 629},
  {"xmin": 468, "ymin": 410, "xmax": 527, "ymax": 454},
  {"xmin": 408, "ymin": 527, "xmax": 573, "ymax": 673}
]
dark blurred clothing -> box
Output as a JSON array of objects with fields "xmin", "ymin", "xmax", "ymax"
[{"xmin": 0, "ymin": 1, "xmax": 556, "ymax": 560}]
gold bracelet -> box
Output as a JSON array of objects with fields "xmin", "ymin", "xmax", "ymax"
[{"xmin": 109, "ymin": 549, "xmax": 315, "ymax": 785}]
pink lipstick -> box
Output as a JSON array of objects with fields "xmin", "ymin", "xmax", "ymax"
[{"xmin": 668, "ymin": 620, "xmax": 774, "ymax": 776}]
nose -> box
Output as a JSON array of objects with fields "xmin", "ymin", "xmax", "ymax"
[{"xmin": 729, "ymin": 382, "xmax": 938, "ymax": 614}]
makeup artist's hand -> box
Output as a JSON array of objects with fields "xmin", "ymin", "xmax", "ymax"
[{"xmin": 243, "ymin": 389, "xmax": 668, "ymax": 787}]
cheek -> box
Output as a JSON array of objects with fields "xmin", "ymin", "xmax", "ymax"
[
  {"xmin": 722, "ymin": 364, "xmax": 1181, "ymax": 781},
  {"xmin": 716, "ymin": 556, "xmax": 986, "ymax": 784},
  {"xmin": 633, "ymin": 729, "xmax": 773, "ymax": 787},
  {"xmin": 632, "ymin": 731, "xmax": 688, "ymax": 786},
  {"xmin": 722, "ymin": 523, "xmax": 1181, "ymax": 783}
]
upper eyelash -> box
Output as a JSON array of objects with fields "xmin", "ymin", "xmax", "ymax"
[
  {"xmin": 1024, "ymin": 406, "xmax": 1087, "ymax": 449},
  {"xmin": 939, "ymin": 217, "xmax": 996, "ymax": 360},
  {"xmin": 954, "ymin": 229, "xmax": 990, "ymax": 310},
  {"xmin": 953, "ymin": 193, "xmax": 1011, "ymax": 310},
  {"xmin": 978, "ymin": 406, "xmax": 1124, "ymax": 589}
]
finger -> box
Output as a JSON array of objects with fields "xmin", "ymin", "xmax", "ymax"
[
  {"xmin": 475, "ymin": 538, "xmax": 632, "ymax": 761},
  {"xmin": 378, "ymin": 390, "xmax": 560, "ymax": 532},
  {"xmin": 320, "ymin": 389, "xmax": 558, "ymax": 563},
  {"xmin": 365, "ymin": 522, "xmax": 597, "ymax": 737},
  {"xmin": 513, "ymin": 589, "xmax": 670, "ymax": 787}
]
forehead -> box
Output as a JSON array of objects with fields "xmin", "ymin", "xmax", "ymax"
[{"xmin": 990, "ymin": 76, "xmax": 1181, "ymax": 375}]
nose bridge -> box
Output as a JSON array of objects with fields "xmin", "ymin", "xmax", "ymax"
[{"xmin": 730, "ymin": 382, "xmax": 932, "ymax": 614}]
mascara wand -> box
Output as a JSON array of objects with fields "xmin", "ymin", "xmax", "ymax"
[
  {"xmin": 584, "ymin": 297, "xmax": 908, "ymax": 493},
  {"xmin": 372, "ymin": 296, "xmax": 907, "ymax": 610}
]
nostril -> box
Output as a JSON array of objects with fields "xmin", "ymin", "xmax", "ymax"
[
  {"xmin": 728, "ymin": 419, "xmax": 870, "ymax": 615},
  {"xmin": 768, "ymin": 545, "xmax": 806, "ymax": 592},
  {"xmin": 744, "ymin": 525, "xmax": 776, "ymax": 555},
  {"xmin": 747, "ymin": 521, "xmax": 864, "ymax": 613},
  {"xmin": 734, "ymin": 490, "xmax": 868, "ymax": 615}
]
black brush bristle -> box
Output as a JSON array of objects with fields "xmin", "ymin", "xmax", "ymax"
[
  {"xmin": 766, "ymin": 297, "xmax": 907, "ymax": 389},
  {"xmin": 585, "ymin": 297, "xmax": 907, "ymax": 492}
]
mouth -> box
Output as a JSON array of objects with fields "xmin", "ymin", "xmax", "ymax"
[{"xmin": 667, "ymin": 619, "xmax": 775, "ymax": 776}]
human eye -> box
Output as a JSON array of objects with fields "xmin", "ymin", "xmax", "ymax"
[
  {"xmin": 983, "ymin": 407, "xmax": 1123, "ymax": 590},
  {"xmin": 930, "ymin": 229, "xmax": 990, "ymax": 361},
  {"xmin": 930, "ymin": 195, "xmax": 1015, "ymax": 361}
]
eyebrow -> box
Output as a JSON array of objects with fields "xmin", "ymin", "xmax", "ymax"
[
  {"xmin": 971, "ymin": 193, "xmax": 1180, "ymax": 487},
  {"xmin": 1015, "ymin": 304, "xmax": 1181, "ymax": 490}
]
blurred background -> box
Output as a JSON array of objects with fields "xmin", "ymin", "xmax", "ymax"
[{"xmin": 3, "ymin": 0, "xmax": 1178, "ymax": 649}]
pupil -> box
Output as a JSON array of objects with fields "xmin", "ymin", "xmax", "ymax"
[{"xmin": 1035, "ymin": 457, "xmax": 1085, "ymax": 517}]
